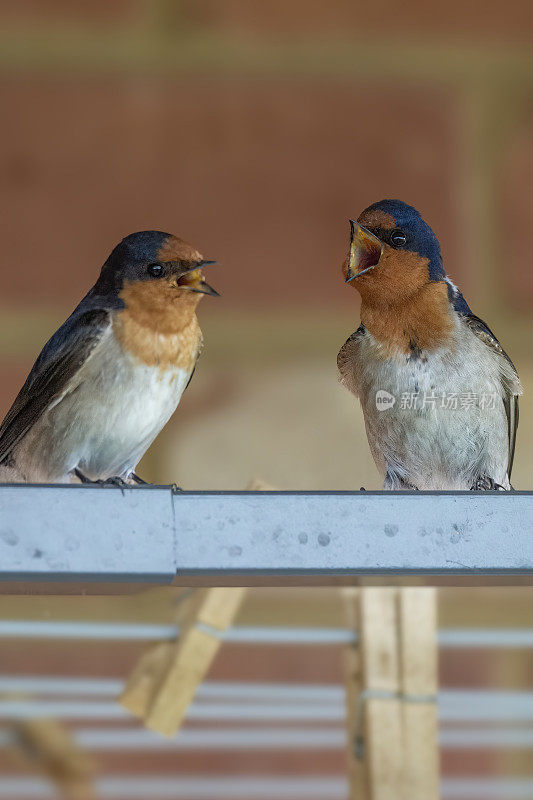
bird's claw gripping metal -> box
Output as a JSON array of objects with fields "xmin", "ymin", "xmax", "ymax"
[
  {"xmin": 74, "ymin": 468, "xmax": 128, "ymax": 493},
  {"xmin": 472, "ymin": 476, "xmax": 506, "ymax": 491}
]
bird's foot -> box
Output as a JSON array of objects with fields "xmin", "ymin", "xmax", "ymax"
[
  {"xmin": 101, "ymin": 476, "xmax": 129, "ymax": 489},
  {"xmin": 471, "ymin": 475, "xmax": 506, "ymax": 491},
  {"xmin": 130, "ymin": 472, "xmax": 148, "ymax": 485},
  {"xmin": 74, "ymin": 468, "xmax": 93, "ymax": 484},
  {"xmin": 171, "ymin": 483, "xmax": 183, "ymax": 493},
  {"xmin": 74, "ymin": 469, "xmax": 128, "ymax": 491}
]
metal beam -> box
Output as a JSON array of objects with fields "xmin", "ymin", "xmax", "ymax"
[
  {"xmin": 1, "ymin": 689, "xmax": 533, "ymax": 723},
  {"xmin": 4, "ymin": 724, "xmax": 533, "ymax": 751},
  {"xmin": 0, "ymin": 620, "xmax": 355, "ymax": 642},
  {"xmin": 0, "ymin": 777, "xmax": 531, "ymax": 799},
  {"xmin": 0, "ymin": 776, "xmax": 350, "ymax": 799},
  {"xmin": 2, "ymin": 620, "xmax": 533, "ymax": 648},
  {"xmin": 1, "ymin": 486, "xmax": 533, "ymax": 588}
]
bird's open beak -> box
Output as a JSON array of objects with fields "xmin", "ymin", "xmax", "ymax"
[
  {"xmin": 176, "ymin": 261, "xmax": 220, "ymax": 297},
  {"xmin": 345, "ymin": 221, "xmax": 383, "ymax": 282}
]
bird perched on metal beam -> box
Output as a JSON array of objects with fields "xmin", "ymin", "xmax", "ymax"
[
  {"xmin": 0, "ymin": 231, "xmax": 218, "ymax": 485},
  {"xmin": 337, "ymin": 199, "xmax": 521, "ymax": 490}
]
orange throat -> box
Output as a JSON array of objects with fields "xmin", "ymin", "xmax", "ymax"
[
  {"xmin": 114, "ymin": 280, "xmax": 202, "ymax": 369},
  {"xmin": 359, "ymin": 281, "xmax": 454, "ymax": 356}
]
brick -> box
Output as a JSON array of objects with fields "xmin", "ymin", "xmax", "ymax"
[
  {"xmin": 0, "ymin": 0, "xmax": 138, "ymax": 29},
  {"xmin": 193, "ymin": 0, "xmax": 533, "ymax": 42},
  {"xmin": 503, "ymin": 104, "xmax": 533, "ymax": 310},
  {"xmin": 0, "ymin": 75, "xmax": 459, "ymax": 310}
]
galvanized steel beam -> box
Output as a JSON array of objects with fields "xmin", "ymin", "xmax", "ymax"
[{"xmin": 1, "ymin": 486, "xmax": 532, "ymax": 589}]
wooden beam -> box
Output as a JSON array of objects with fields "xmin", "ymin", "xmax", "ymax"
[
  {"xmin": 345, "ymin": 588, "xmax": 440, "ymax": 800},
  {"xmin": 343, "ymin": 588, "xmax": 368, "ymax": 800},
  {"xmin": 8, "ymin": 717, "xmax": 95, "ymax": 800},
  {"xmin": 356, "ymin": 588, "xmax": 403, "ymax": 800},
  {"xmin": 398, "ymin": 588, "xmax": 439, "ymax": 800},
  {"xmin": 120, "ymin": 587, "xmax": 246, "ymax": 736}
]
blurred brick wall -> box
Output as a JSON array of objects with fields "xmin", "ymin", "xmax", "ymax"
[
  {"xmin": 0, "ymin": 76, "xmax": 459, "ymax": 310},
  {"xmin": 0, "ymin": 4, "xmax": 532, "ymax": 313},
  {"xmin": 3, "ymin": 0, "xmax": 533, "ymax": 40},
  {"xmin": 192, "ymin": 0, "xmax": 533, "ymax": 42},
  {"xmin": 0, "ymin": 0, "xmax": 139, "ymax": 28},
  {"xmin": 503, "ymin": 103, "xmax": 533, "ymax": 310}
]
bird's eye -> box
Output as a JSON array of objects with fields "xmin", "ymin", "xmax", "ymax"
[
  {"xmin": 147, "ymin": 263, "xmax": 163, "ymax": 277},
  {"xmin": 390, "ymin": 229, "xmax": 407, "ymax": 248}
]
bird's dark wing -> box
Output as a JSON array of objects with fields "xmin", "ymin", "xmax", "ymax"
[
  {"xmin": 0, "ymin": 307, "xmax": 110, "ymax": 463},
  {"xmin": 337, "ymin": 324, "xmax": 366, "ymax": 396},
  {"xmin": 464, "ymin": 314, "xmax": 521, "ymax": 478}
]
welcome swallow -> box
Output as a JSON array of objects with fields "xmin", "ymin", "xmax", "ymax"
[
  {"xmin": 337, "ymin": 199, "xmax": 522, "ymax": 490},
  {"xmin": 0, "ymin": 231, "xmax": 218, "ymax": 484}
]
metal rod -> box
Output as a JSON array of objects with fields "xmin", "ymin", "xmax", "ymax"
[
  {"xmin": 74, "ymin": 727, "xmax": 347, "ymax": 750},
  {"xmin": 441, "ymin": 778, "xmax": 533, "ymax": 799},
  {"xmin": 2, "ymin": 620, "xmax": 533, "ymax": 649},
  {"xmin": 0, "ymin": 677, "xmax": 344, "ymax": 702},
  {"xmin": 2, "ymin": 487, "xmax": 533, "ymax": 586},
  {"xmin": 439, "ymin": 728, "xmax": 533, "ymax": 749},
  {"xmin": 0, "ymin": 776, "xmax": 350, "ymax": 799},
  {"xmin": 44, "ymin": 726, "xmax": 533, "ymax": 751},
  {"xmin": 0, "ymin": 621, "xmax": 355, "ymax": 643},
  {"xmin": 0, "ymin": 776, "xmax": 531, "ymax": 799},
  {"xmin": 1, "ymin": 690, "xmax": 533, "ymax": 722}
]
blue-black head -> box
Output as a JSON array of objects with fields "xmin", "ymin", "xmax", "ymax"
[
  {"xmin": 362, "ymin": 199, "xmax": 443, "ymax": 278},
  {"xmin": 342, "ymin": 199, "xmax": 450, "ymax": 307},
  {"xmin": 91, "ymin": 230, "xmax": 219, "ymax": 298}
]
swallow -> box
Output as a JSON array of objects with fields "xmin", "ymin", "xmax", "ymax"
[
  {"xmin": 337, "ymin": 199, "xmax": 522, "ymax": 490},
  {"xmin": 0, "ymin": 231, "xmax": 218, "ymax": 485}
]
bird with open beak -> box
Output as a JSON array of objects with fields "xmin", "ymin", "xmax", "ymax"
[
  {"xmin": 337, "ymin": 199, "xmax": 522, "ymax": 490},
  {"xmin": 0, "ymin": 230, "xmax": 219, "ymax": 485}
]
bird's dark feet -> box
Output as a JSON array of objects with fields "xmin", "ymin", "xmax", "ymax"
[
  {"xmin": 102, "ymin": 476, "xmax": 129, "ymax": 489},
  {"xmin": 130, "ymin": 472, "xmax": 147, "ymax": 485},
  {"xmin": 74, "ymin": 469, "xmax": 128, "ymax": 489},
  {"xmin": 471, "ymin": 475, "xmax": 506, "ymax": 491},
  {"xmin": 74, "ymin": 468, "xmax": 93, "ymax": 484}
]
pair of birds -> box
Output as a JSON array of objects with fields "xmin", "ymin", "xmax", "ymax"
[{"xmin": 0, "ymin": 200, "xmax": 521, "ymax": 490}]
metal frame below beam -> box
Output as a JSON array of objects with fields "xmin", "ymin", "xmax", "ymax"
[
  {"xmin": 0, "ymin": 776, "xmax": 530, "ymax": 799},
  {"xmin": 2, "ymin": 622, "xmax": 533, "ymax": 648},
  {"xmin": 1, "ymin": 486, "xmax": 533, "ymax": 590}
]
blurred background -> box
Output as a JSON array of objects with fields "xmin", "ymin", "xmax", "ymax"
[{"xmin": 1, "ymin": 1, "xmax": 533, "ymax": 798}]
